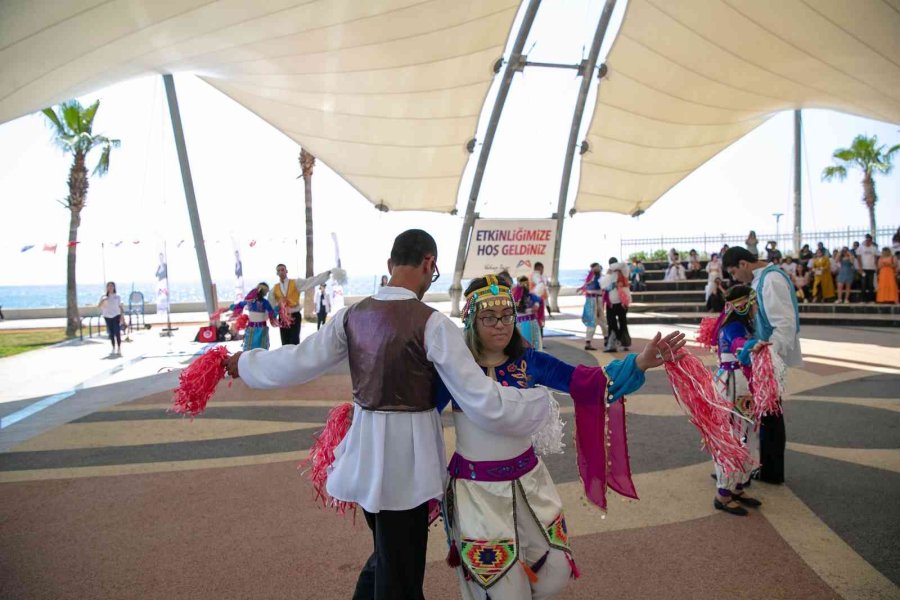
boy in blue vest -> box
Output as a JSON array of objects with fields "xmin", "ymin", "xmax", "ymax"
[{"xmin": 723, "ymin": 247, "xmax": 802, "ymax": 484}]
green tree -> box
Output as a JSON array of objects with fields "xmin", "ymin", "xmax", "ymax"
[
  {"xmin": 821, "ymin": 134, "xmax": 899, "ymax": 238},
  {"xmin": 42, "ymin": 100, "xmax": 120, "ymax": 337}
]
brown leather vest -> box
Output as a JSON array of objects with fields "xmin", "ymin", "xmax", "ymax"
[{"xmin": 343, "ymin": 297, "xmax": 438, "ymax": 412}]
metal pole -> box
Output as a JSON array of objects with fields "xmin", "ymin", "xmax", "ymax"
[
  {"xmin": 793, "ymin": 110, "xmax": 802, "ymax": 255},
  {"xmin": 162, "ymin": 74, "xmax": 216, "ymax": 316},
  {"xmin": 548, "ymin": 0, "xmax": 617, "ymax": 311},
  {"xmin": 448, "ymin": 0, "xmax": 543, "ymax": 317}
]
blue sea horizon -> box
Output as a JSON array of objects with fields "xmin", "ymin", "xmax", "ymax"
[{"xmin": 0, "ymin": 270, "xmax": 593, "ymax": 309}]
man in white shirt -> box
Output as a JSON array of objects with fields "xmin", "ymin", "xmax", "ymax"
[
  {"xmin": 269, "ymin": 264, "xmax": 331, "ymax": 345},
  {"xmin": 313, "ymin": 283, "xmax": 331, "ymax": 330},
  {"xmin": 724, "ymin": 247, "xmax": 802, "ymax": 484},
  {"xmin": 600, "ymin": 258, "xmax": 632, "ymax": 353},
  {"xmin": 225, "ymin": 230, "xmax": 551, "ymax": 600},
  {"xmin": 856, "ymin": 234, "xmax": 878, "ymax": 302}
]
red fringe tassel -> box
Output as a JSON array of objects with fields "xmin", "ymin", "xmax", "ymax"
[
  {"xmin": 664, "ymin": 352, "xmax": 751, "ymax": 475},
  {"xmin": 234, "ymin": 313, "xmax": 249, "ymax": 332},
  {"xmin": 564, "ymin": 553, "xmax": 581, "ymax": 579},
  {"xmin": 520, "ymin": 560, "xmax": 539, "ymax": 584},
  {"xmin": 751, "ymin": 345, "xmax": 783, "ymax": 420},
  {"xmin": 277, "ymin": 298, "xmax": 294, "ymax": 328},
  {"xmin": 299, "ymin": 402, "xmax": 356, "ymax": 516},
  {"xmin": 696, "ymin": 316, "xmax": 721, "ymax": 350},
  {"xmin": 170, "ymin": 346, "xmax": 230, "ymax": 418}
]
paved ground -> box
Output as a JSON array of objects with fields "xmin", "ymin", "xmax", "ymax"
[{"xmin": 0, "ymin": 302, "xmax": 898, "ymax": 599}]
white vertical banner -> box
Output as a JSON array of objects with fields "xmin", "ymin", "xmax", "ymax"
[
  {"xmin": 462, "ymin": 219, "xmax": 557, "ymax": 279},
  {"xmin": 155, "ymin": 241, "xmax": 170, "ymax": 314},
  {"xmin": 328, "ymin": 232, "xmax": 345, "ymax": 311}
]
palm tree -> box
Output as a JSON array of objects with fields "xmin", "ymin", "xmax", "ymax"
[
  {"xmin": 822, "ymin": 134, "xmax": 899, "ymax": 238},
  {"xmin": 300, "ymin": 149, "xmax": 316, "ymax": 321},
  {"xmin": 42, "ymin": 100, "xmax": 120, "ymax": 337}
]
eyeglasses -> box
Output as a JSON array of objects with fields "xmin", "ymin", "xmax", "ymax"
[
  {"xmin": 478, "ymin": 314, "xmax": 515, "ymax": 327},
  {"xmin": 429, "ymin": 258, "xmax": 440, "ymax": 283}
]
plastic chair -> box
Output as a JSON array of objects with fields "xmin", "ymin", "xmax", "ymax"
[{"xmin": 127, "ymin": 291, "xmax": 145, "ymax": 331}]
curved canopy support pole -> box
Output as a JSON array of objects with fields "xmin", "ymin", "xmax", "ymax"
[
  {"xmin": 448, "ymin": 0, "xmax": 542, "ymax": 317},
  {"xmin": 548, "ymin": 0, "xmax": 617, "ymax": 312},
  {"xmin": 163, "ymin": 74, "xmax": 215, "ymax": 316}
]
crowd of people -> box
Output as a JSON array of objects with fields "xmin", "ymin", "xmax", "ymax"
[{"xmin": 664, "ymin": 228, "xmax": 900, "ymax": 309}]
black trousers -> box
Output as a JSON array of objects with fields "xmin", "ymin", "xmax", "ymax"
[
  {"xmin": 316, "ymin": 310, "xmax": 327, "ymax": 330},
  {"xmin": 759, "ymin": 412, "xmax": 786, "ymax": 483},
  {"xmin": 104, "ymin": 316, "xmax": 122, "ymax": 347},
  {"xmin": 605, "ymin": 303, "xmax": 632, "ymax": 348},
  {"xmin": 352, "ymin": 502, "xmax": 429, "ymax": 600},
  {"xmin": 279, "ymin": 313, "xmax": 301, "ymax": 345},
  {"xmin": 862, "ymin": 269, "xmax": 876, "ymax": 302}
]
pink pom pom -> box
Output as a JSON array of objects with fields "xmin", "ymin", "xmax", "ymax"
[
  {"xmin": 299, "ymin": 402, "xmax": 356, "ymax": 517},
  {"xmin": 664, "ymin": 352, "xmax": 752, "ymax": 475},
  {"xmin": 234, "ymin": 313, "xmax": 249, "ymax": 332},
  {"xmin": 277, "ymin": 298, "xmax": 294, "ymax": 328},
  {"xmin": 209, "ymin": 308, "xmax": 227, "ymax": 322},
  {"xmin": 696, "ymin": 316, "xmax": 722, "ymax": 350},
  {"xmin": 170, "ymin": 346, "xmax": 230, "ymax": 418},
  {"xmin": 751, "ymin": 345, "xmax": 783, "ymax": 420}
]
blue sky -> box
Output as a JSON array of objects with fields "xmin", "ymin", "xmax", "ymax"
[{"xmin": 0, "ymin": 0, "xmax": 897, "ymax": 288}]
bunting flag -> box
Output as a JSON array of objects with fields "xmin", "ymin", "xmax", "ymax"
[
  {"xmin": 67, "ymin": 241, "xmax": 79, "ymax": 247},
  {"xmin": 42, "ymin": 243, "xmax": 57, "ymax": 253},
  {"xmin": 112, "ymin": 241, "xmax": 123, "ymax": 247},
  {"xmin": 20, "ymin": 245, "xmax": 34, "ymax": 253},
  {"xmin": 132, "ymin": 240, "xmax": 141, "ymax": 245},
  {"xmin": 177, "ymin": 240, "xmax": 185, "ymax": 247},
  {"xmin": 249, "ymin": 240, "xmax": 257, "ymax": 247}
]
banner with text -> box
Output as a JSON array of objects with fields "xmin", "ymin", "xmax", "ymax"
[{"xmin": 463, "ymin": 219, "xmax": 557, "ymax": 279}]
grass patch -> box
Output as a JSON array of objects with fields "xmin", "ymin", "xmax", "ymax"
[{"xmin": 0, "ymin": 328, "xmax": 70, "ymax": 358}]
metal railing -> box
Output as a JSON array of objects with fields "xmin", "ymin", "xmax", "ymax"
[{"xmin": 620, "ymin": 227, "xmax": 897, "ymax": 259}]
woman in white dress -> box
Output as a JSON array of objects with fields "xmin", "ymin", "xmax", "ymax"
[{"xmin": 665, "ymin": 248, "xmax": 686, "ymax": 281}]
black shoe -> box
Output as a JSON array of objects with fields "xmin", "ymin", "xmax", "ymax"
[
  {"xmin": 731, "ymin": 493, "xmax": 762, "ymax": 507},
  {"xmin": 714, "ymin": 499, "xmax": 748, "ymax": 516}
]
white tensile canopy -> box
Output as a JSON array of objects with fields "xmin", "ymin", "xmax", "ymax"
[
  {"xmin": 0, "ymin": 0, "xmax": 522, "ymax": 212},
  {"xmin": 575, "ymin": 0, "xmax": 900, "ymax": 216}
]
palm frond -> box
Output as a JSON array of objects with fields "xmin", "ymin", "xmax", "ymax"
[
  {"xmin": 832, "ymin": 148, "xmax": 854, "ymax": 162},
  {"xmin": 92, "ymin": 143, "xmax": 113, "ymax": 177},
  {"xmin": 821, "ymin": 165, "xmax": 846, "ymax": 182},
  {"xmin": 41, "ymin": 108, "xmax": 65, "ymax": 134},
  {"xmin": 81, "ymin": 100, "xmax": 100, "ymax": 133},
  {"xmin": 61, "ymin": 101, "xmax": 84, "ymax": 134}
]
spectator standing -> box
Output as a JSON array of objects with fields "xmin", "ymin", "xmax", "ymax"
[
  {"xmin": 314, "ymin": 283, "xmax": 331, "ymax": 330},
  {"xmin": 579, "ymin": 263, "xmax": 607, "ymax": 350},
  {"xmin": 793, "ymin": 264, "xmax": 811, "ymax": 303},
  {"xmin": 836, "ymin": 248, "xmax": 856, "ymax": 304},
  {"xmin": 745, "ymin": 231, "xmax": 759, "ymax": 258},
  {"xmin": 876, "ymin": 248, "xmax": 899, "ymax": 304},
  {"xmin": 98, "ymin": 281, "xmax": 124, "ymax": 357},
  {"xmin": 892, "ymin": 228, "xmax": 900, "ymax": 255},
  {"xmin": 765, "ymin": 241, "xmax": 782, "ymax": 263},
  {"xmin": 812, "ymin": 248, "xmax": 836, "ymax": 302},
  {"xmin": 830, "ymin": 250, "xmax": 841, "ymax": 280},
  {"xmin": 856, "ymin": 234, "xmax": 879, "ymax": 302},
  {"xmin": 380, "ymin": 275, "xmax": 388, "ymax": 287}
]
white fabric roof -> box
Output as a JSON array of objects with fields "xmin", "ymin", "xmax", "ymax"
[
  {"xmin": 0, "ymin": 0, "xmax": 521, "ymax": 212},
  {"xmin": 576, "ymin": 0, "xmax": 900, "ymax": 215}
]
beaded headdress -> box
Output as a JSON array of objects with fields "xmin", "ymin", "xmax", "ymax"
[{"xmin": 462, "ymin": 274, "xmax": 516, "ymax": 330}]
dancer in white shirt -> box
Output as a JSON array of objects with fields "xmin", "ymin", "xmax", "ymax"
[
  {"xmin": 224, "ymin": 230, "xmax": 552, "ymax": 600},
  {"xmin": 723, "ymin": 247, "xmax": 802, "ymax": 484}
]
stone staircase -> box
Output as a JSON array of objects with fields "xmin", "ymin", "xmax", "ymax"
[{"xmin": 627, "ymin": 261, "xmax": 900, "ymax": 327}]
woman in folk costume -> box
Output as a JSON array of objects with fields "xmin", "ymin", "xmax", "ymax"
[
  {"xmin": 436, "ymin": 275, "xmax": 686, "ymax": 600},
  {"xmin": 698, "ymin": 285, "xmax": 763, "ymax": 516},
  {"xmin": 230, "ymin": 283, "xmax": 277, "ymax": 350},
  {"xmin": 513, "ymin": 275, "xmax": 543, "ymax": 351},
  {"xmin": 579, "ymin": 263, "xmax": 607, "ymax": 351}
]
